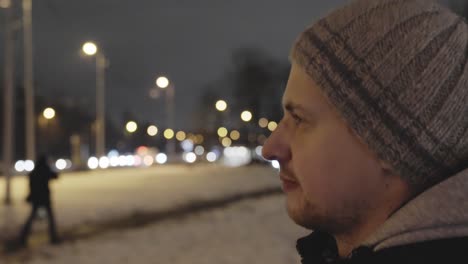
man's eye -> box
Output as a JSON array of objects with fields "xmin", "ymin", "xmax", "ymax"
[{"xmin": 292, "ymin": 114, "xmax": 303, "ymax": 124}]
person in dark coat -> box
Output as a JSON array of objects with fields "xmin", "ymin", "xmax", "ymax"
[
  {"xmin": 261, "ymin": 0, "xmax": 468, "ymax": 262},
  {"xmin": 19, "ymin": 155, "xmax": 59, "ymax": 246}
]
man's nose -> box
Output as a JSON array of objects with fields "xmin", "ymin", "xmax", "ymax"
[{"xmin": 261, "ymin": 121, "xmax": 291, "ymax": 162}]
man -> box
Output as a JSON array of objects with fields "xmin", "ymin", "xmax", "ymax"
[
  {"xmin": 19, "ymin": 155, "xmax": 60, "ymax": 246},
  {"xmin": 262, "ymin": 0, "xmax": 468, "ymax": 262}
]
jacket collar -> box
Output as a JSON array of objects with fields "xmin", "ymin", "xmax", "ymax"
[{"xmin": 362, "ymin": 167, "xmax": 468, "ymax": 250}]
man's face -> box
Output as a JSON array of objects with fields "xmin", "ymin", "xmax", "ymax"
[{"xmin": 262, "ymin": 63, "xmax": 396, "ymax": 235}]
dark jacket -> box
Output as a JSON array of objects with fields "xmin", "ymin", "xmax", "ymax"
[
  {"xmin": 297, "ymin": 231, "xmax": 468, "ymax": 263},
  {"xmin": 297, "ymin": 167, "xmax": 468, "ymax": 263},
  {"xmin": 27, "ymin": 158, "xmax": 58, "ymax": 206}
]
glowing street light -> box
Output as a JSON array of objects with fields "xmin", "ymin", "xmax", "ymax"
[
  {"xmin": 43, "ymin": 107, "xmax": 55, "ymax": 120},
  {"xmin": 164, "ymin": 128, "xmax": 175, "ymax": 139},
  {"xmin": 176, "ymin": 131, "xmax": 186, "ymax": 141},
  {"xmin": 81, "ymin": 41, "xmax": 107, "ymax": 157},
  {"xmin": 215, "ymin": 100, "xmax": 227, "ymax": 112},
  {"xmin": 82, "ymin": 42, "xmax": 98, "ymax": 56},
  {"xmin": 268, "ymin": 121, "xmax": 278, "ymax": 132},
  {"xmin": 217, "ymin": 127, "xmax": 228, "ymax": 137},
  {"xmin": 126, "ymin": 121, "xmax": 138, "ymax": 133},
  {"xmin": 156, "ymin": 76, "xmax": 169, "ymax": 89},
  {"xmin": 147, "ymin": 125, "xmax": 158, "ymax": 136},
  {"xmin": 230, "ymin": 130, "xmax": 240, "ymax": 141},
  {"xmin": 241, "ymin": 110, "xmax": 253, "ymax": 122},
  {"xmin": 156, "ymin": 75, "xmax": 175, "ymax": 157},
  {"xmin": 221, "ymin": 137, "xmax": 232, "ymax": 147},
  {"xmin": 258, "ymin": 118, "xmax": 268, "ymax": 128}
]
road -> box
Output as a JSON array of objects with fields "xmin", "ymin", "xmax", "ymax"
[{"xmin": 0, "ymin": 164, "xmax": 286, "ymax": 245}]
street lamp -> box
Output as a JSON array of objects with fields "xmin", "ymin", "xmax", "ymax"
[
  {"xmin": 241, "ymin": 110, "xmax": 253, "ymax": 122},
  {"xmin": 43, "ymin": 107, "xmax": 55, "ymax": 120},
  {"xmin": 126, "ymin": 121, "xmax": 138, "ymax": 133},
  {"xmin": 156, "ymin": 76, "xmax": 175, "ymax": 157},
  {"xmin": 215, "ymin": 100, "xmax": 227, "ymax": 112},
  {"xmin": 82, "ymin": 41, "xmax": 107, "ymax": 157}
]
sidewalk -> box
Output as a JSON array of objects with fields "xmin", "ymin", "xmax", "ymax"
[{"xmin": 0, "ymin": 164, "xmax": 281, "ymax": 250}]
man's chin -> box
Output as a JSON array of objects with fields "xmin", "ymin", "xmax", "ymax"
[{"xmin": 285, "ymin": 193, "xmax": 322, "ymax": 230}]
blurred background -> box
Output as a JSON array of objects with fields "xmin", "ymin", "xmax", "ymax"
[{"xmin": 0, "ymin": 0, "xmax": 466, "ymax": 263}]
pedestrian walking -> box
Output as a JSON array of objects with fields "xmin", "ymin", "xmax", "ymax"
[{"xmin": 19, "ymin": 155, "xmax": 60, "ymax": 246}]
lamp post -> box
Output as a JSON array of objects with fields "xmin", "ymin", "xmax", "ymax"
[
  {"xmin": 23, "ymin": 0, "xmax": 35, "ymax": 162},
  {"xmin": 2, "ymin": 0, "xmax": 15, "ymax": 204},
  {"xmin": 156, "ymin": 76, "xmax": 175, "ymax": 158},
  {"xmin": 82, "ymin": 42, "xmax": 107, "ymax": 158}
]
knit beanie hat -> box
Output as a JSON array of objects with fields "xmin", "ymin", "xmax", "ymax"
[{"xmin": 290, "ymin": 0, "xmax": 468, "ymax": 192}]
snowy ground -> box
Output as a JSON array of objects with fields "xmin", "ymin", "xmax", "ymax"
[
  {"xmin": 5, "ymin": 194, "xmax": 309, "ymax": 264},
  {"xmin": 0, "ymin": 164, "xmax": 310, "ymax": 263},
  {"xmin": 0, "ymin": 164, "xmax": 281, "ymax": 241}
]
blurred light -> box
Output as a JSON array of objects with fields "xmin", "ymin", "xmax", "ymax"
[
  {"xmin": 255, "ymin": 146, "xmax": 263, "ymax": 157},
  {"xmin": 126, "ymin": 155, "xmax": 135, "ymax": 166},
  {"xmin": 268, "ymin": 121, "xmax": 278, "ymax": 131},
  {"xmin": 176, "ymin": 131, "xmax": 186, "ymax": 141},
  {"xmin": 206, "ymin": 152, "xmax": 217, "ymax": 162},
  {"xmin": 215, "ymin": 100, "xmax": 227, "ymax": 111},
  {"xmin": 222, "ymin": 147, "xmax": 251, "ymax": 167},
  {"xmin": 108, "ymin": 149, "xmax": 119, "ymax": 157},
  {"xmin": 99, "ymin": 157, "xmax": 110, "ymax": 169},
  {"xmin": 241, "ymin": 110, "xmax": 253, "ymax": 122},
  {"xmin": 143, "ymin": 155, "xmax": 154, "ymax": 166},
  {"xmin": 87, "ymin": 157, "xmax": 99, "ymax": 170},
  {"xmin": 15, "ymin": 160, "xmax": 25, "ymax": 172},
  {"xmin": 181, "ymin": 139, "xmax": 194, "ymax": 152},
  {"xmin": 195, "ymin": 134, "xmax": 204, "ymax": 144},
  {"xmin": 126, "ymin": 121, "xmax": 138, "ymax": 133},
  {"xmin": 222, "ymin": 137, "xmax": 232, "ymax": 147},
  {"xmin": 156, "ymin": 153, "xmax": 168, "ymax": 164},
  {"xmin": 0, "ymin": 0, "xmax": 11, "ymax": 9},
  {"xmin": 43, "ymin": 107, "xmax": 55, "ymax": 120},
  {"xmin": 82, "ymin": 42, "xmax": 97, "ymax": 56},
  {"xmin": 230, "ymin": 130, "xmax": 240, "ymax": 141},
  {"xmin": 156, "ymin": 76, "xmax": 169, "ymax": 89},
  {"xmin": 55, "ymin": 159, "xmax": 67, "ymax": 171},
  {"xmin": 164, "ymin": 129, "xmax": 174, "ymax": 139},
  {"xmin": 217, "ymin": 127, "xmax": 228, "ymax": 137},
  {"xmin": 110, "ymin": 156, "xmax": 120, "ymax": 167},
  {"xmin": 147, "ymin": 125, "xmax": 158, "ymax": 136},
  {"xmin": 258, "ymin": 118, "xmax": 269, "ymax": 128},
  {"xmin": 134, "ymin": 155, "xmax": 142, "ymax": 166},
  {"xmin": 194, "ymin": 145, "xmax": 205, "ymax": 155},
  {"xmin": 184, "ymin": 152, "xmax": 197, "ymax": 163},
  {"xmin": 136, "ymin": 146, "xmax": 149, "ymax": 155},
  {"xmin": 118, "ymin": 155, "xmax": 127, "ymax": 167},
  {"xmin": 65, "ymin": 159, "xmax": 73, "ymax": 169},
  {"xmin": 24, "ymin": 160, "xmax": 35, "ymax": 172},
  {"xmin": 272, "ymin": 160, "xmax": 280, "ymax": 169}
]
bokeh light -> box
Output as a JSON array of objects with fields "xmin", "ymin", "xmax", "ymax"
[
  {"xmin": 126, "ymin": 121, "xmax": 138, "ymax": 133},
  {"xmin": 241, "ymin": 110, "xmax": 252, "ymax": 122},
  {"xmin": 164, "ymin": 129, "xmax": 175, "ymax": 139}
]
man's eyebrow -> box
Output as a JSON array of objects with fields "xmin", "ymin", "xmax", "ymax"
[{"xmin": 283, "ymin": 102, "xmax": 312, "ymax": 116}]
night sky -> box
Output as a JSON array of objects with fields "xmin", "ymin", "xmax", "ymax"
[{"xmin": 1, "ymin": 0, "xmax": 456, "ymax": 130}]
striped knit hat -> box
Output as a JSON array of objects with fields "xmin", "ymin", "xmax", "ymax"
[{"xmin": 291, "ymin": 0, "xmax": 468, "ymax": 192}]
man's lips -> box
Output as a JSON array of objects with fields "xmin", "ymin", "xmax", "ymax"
[{"xmin": 280, "ymin": 174, "xmax": 299, "ymax": 192}]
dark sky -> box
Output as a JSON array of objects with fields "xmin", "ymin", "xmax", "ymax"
[{"xmin": 2, "ymin": 0, "xmax": 456, "ymax": 130}]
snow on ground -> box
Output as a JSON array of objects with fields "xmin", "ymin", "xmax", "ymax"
[
  {"xmin": 0, "ymin": 164, "xmax": 281, "ymax": 241},
  {"xmin": 6, "ymin": 194, "xmax": 309, "ymax": 264}
]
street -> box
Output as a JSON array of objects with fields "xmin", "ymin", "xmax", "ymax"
[{"xmin": 0, "ymin": 164, "xmax": 308, "ymax": 263}]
